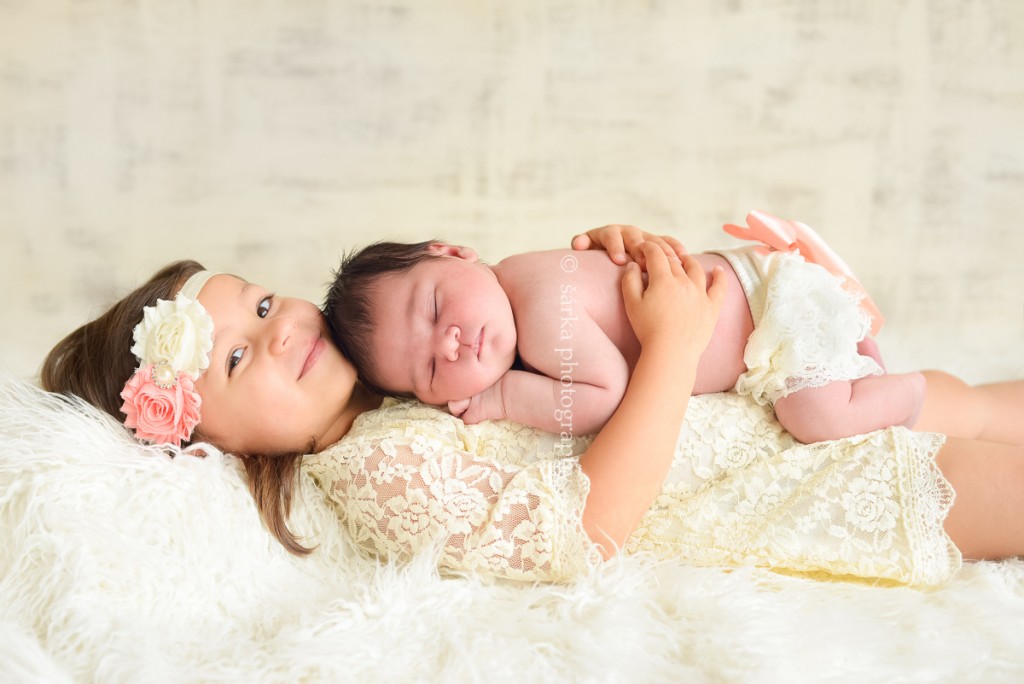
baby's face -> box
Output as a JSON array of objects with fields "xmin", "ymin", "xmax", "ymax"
[{"xmin": 367, "ymin": 255, "xmax": 517, "ymax": 406}]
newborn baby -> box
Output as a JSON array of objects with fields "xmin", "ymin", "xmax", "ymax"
[{"xmin": 324, "ymin": 211, "xmax": 924, "ymax": 443}]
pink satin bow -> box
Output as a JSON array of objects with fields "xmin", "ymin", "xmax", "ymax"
[{"xmin": 723, "ymin": 210, "xmax": 884, "ymax": 336}]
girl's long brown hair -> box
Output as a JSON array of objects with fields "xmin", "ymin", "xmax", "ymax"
[{"xmin": 40, "ymin": 260, "xmax": 311, "ymax": 556}]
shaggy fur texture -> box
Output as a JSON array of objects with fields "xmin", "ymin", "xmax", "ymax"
[{"xmin": 2, "ymin": 377, "xmax": 1023, "ymax": 682}]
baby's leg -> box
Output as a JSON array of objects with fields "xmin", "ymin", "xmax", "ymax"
[
  {"xmin": 935, "ymin": 436, "xmax": 1024, "ymax": 560},
  {"xmin": 774, "ymin": 372, "xmax": 926, "ymax": 443},
  {"xmin": 912, "ymin": 370, "xmax": 1024, "ymax": 445}
]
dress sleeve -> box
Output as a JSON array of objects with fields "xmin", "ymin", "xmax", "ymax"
[{"xmin": 307, "ymin": 435, "xmax": 601, "ymax": 583}]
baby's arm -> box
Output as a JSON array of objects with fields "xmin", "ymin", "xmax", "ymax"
[{"xmin": 452, "ymin": 305, "xmax": 630, "ymax": 435}]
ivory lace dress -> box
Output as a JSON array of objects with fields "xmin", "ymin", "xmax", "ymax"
[{"xmin": 304, "ymin": 392, "xmax": 960, "ymax": 587}]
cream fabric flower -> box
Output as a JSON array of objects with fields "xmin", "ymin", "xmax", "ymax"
[{"xmin": 131, "ymin": 295, "xmax": 214, "ymax": 377}]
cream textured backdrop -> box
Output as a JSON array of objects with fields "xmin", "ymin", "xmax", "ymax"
[{"xmin": 2, "ymin": 1, "xmax": 1022, "ymax": 385}]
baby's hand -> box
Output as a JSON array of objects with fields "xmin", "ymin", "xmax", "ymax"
[
  {"xmin": 571, "ymin": 224, "xmax": 687, "ymax": 268},
  {"xmin": 447, "ymin": 382, "xmax": 507, "ymax": 424},
  {"xmin": 447, "ymin": 398, "xmax": 472, "ymax": 417}
]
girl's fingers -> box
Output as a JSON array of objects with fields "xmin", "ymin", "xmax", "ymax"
[
  {"xmin": 574, "ymin": 228, "xmax": 629, "ymax": 264},
  {"xmin": 662, "ymin": 234, "xmax": 688, "ymax": 260},
  {"xmin": 575, "ymin": 226, "xmax": 688, "ymax": 271},
  {"xmin": 615, "ymin": 227, "xmax": 651, "ymax": 267},
  {"xmin": 679, "ymin": 254, "xmax": 706, "ymax": 289},
  {"xmin": 705, "ymin": 266, "xmax": 729, "ymax": 307},
  {"xmin": 620, "ymin": 261, "xmax": 644, "ymax": 302},
  {"xmin": 640, "ymin": 234, "xmax": 688, "ymax": 263},
  {"xmin": 570, "ymin": 233, "xmax": 593, "ymax": 251},
  {"xmin": 640, "ymin": 241, "xmax": 671, "ymax": 279},
  {"xmin": 603, "ymin": 233, "xmax": 629, "ymax": 264}
]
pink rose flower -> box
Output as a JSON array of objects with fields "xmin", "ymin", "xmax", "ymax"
[{"xmin": 120, "ymin": 364, "xmax": 202, "ymax": 446}]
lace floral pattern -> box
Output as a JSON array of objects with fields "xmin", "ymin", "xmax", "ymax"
[
  {"xmin": 305, "ymin": 400, "xmax": 600, "ymax": 583},
  {"xmin": 305, "ymin": 394, "xmax": 960, "ymax": 587},
  {"xmin": 729, "ymin": 250, "xmax": 884, "ymax": 405},
  {"xmin": 627, "ymin": 393, "xmax": 960, "ymax": 586}
]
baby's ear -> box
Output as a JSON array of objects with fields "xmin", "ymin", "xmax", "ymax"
[{"xmin": 426, "ymin": 243, "xmax": 479, "ymax": 262}]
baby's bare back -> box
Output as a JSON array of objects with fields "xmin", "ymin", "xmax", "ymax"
[{"xmin": 492, "ymin": 249, "xmax": 752, "ymax": 394}]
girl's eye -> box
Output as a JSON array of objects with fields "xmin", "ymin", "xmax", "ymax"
[
  {"xmin": 432, "ymin": 293, "xmax": 438, "ymax": 322},
  {"xmin": 228, "ymin": 348, "xmax": 244, "ymax": 374},
  {"xmin": 257, "ymin": 296, "xmax": 273, "ymax": 318}
]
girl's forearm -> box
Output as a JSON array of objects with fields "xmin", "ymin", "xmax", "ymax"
[{"xmin": 577, "ymin": 340, "xmax": 695, "ymax": 557}]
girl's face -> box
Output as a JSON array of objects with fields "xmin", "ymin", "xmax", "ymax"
[
  {"xmin": 368, "ymin": 254, "xmax": 517, "ymax": 406},
  {"xmin": 193, "ymin": 275, "xmax": 360, "ymax": 455}
]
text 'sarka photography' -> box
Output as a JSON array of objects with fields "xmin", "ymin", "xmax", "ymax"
[{"xmin": 554, "ymin": 253, "xmax": 580, "ymax": 454}]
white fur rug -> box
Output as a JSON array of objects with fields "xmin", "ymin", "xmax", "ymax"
[{"xmin": 3, "ymin": 377, "xmax": 1024, "ymax": 683}]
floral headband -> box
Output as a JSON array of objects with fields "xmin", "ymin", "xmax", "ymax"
[{"xmin": 119, "ymin": 270, "xmax": 220, "ymax": 447}]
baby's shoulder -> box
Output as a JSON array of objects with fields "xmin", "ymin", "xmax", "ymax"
[
  {"xmin": 494, "ymin": 249, "xmax": 624, "ymax": 304},
  {"xmin": 493, "ymin": 249, "xmax": 571, "ymax": 285},
  {"xmin": 495, "ymin": 248, "xmax": 623, "ymax": 275}
]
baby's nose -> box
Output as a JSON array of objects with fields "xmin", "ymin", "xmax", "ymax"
[{"xmin": 441, "ymin": 325, "xmax": 461, "ymax": 362}]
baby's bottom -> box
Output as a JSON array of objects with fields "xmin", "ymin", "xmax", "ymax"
[{"xmin": 773, "ymin": 372, "xmax": 927, "ymax": 444}]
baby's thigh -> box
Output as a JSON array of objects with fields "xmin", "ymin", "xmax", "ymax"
[
  {"xmin": 773, "ymin": 382, "xmax": 855, "ymax": 442},
  {"xmin": 775, "ymin": 383, "xmax": 853, "ymax": 416}
]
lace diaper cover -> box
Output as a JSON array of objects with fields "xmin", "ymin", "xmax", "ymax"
[{"xmin": 715, "ymin": 247, "xmax": 883, "ymax": 406}]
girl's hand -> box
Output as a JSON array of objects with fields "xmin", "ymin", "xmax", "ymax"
[
  {"xmin": 621, "ymin": 242, "xmax": 726, "ymax": 355},
  {"xmin": 571, "ymin": 224, "xmax": 687, "ymax": 268}
]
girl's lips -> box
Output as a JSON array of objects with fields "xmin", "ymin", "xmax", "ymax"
[{"xmin": 299, "ymin": 337, "xmax": 325, "ymax": 379}]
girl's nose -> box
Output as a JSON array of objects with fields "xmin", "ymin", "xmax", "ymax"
[
  {"xmin": 440, "ymin": 325, "xmax": 461, "ymax": 362},
  {"xmin": 267, "ymin": 316, "xmax": 296, "ymax": 355}
]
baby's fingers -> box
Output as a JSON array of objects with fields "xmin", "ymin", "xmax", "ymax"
[{"xmin": 448, "ymin": 398, "xmax": 471, "ymax": 417}]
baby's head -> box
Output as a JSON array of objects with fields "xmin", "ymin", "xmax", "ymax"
[{"xmin": 324, "ymin": 240, "xmax": 518, "ymax": 406}]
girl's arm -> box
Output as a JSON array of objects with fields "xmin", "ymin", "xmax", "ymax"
[{"xmin": 577, "ymin": 244, "xmax": 726, "ymax": 558}]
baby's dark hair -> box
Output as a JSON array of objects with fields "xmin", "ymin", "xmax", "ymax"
[{"xmin": 323, "ymin": 239, "xmax": 443, "ymax": 397}]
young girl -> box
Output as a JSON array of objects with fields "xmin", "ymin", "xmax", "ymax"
[
  {"xmin": 324, "ymin": 211, "xmax": 923, "ymax": 443},
  {"xmin": 39, "ymin": 226, "xmax": 1024, "ymax": 587}
]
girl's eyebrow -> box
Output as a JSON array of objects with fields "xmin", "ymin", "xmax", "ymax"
[{"xmin": 210, "ymin": 281, "xmax": 254, "ymax": 379}]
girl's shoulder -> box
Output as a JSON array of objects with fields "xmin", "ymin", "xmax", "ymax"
[{"xmin": 303, "ymin": 399, "xmax": 457, "ymax": 478}]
